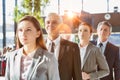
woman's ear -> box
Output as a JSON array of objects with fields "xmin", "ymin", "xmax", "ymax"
[{"xmin": 36, "ymin": 31, "xmax": 41, "ymax": 38}]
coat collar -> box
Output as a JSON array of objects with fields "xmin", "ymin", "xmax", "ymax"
[
  {"xmin": 13, "ymin": 48, "xmax": 45, "ymax": 80},
  {"xmin": 27, "ymin": 48, "xmax": 45, "ymax": 79}
]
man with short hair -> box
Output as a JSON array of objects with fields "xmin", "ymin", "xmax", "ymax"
[
  {"xmin": 45, "ymin": 12, "xmax": 82, "ymax": 80},
  {"xmin": 93, "ymin": 21, "xmax": 120, "ymax": 80}
]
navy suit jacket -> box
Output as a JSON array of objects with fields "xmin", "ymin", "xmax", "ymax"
[{"xmin": 91, "ymin": 41, "xmax": 120, "ymax": 80}]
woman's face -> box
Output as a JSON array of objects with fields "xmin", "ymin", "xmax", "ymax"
[
  {"xmin": 78, "ymin": 25, "xmax": 91, "ymax": 41},
  {"xmin": 17, "ymin": 21, "xmax": 40, "ymax": 46}
]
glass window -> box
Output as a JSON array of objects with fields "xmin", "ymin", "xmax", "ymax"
[
  {"xmin": 6, "ymin": 0, "xmax": 15, "ymax": 50},
  {"xmin": 0, "ymin": 0, "xmax": 3, "ymax": 51}
]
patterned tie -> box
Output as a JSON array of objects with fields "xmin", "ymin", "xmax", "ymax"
[{"xmin": 50, "ymin": 42, "xmax": 55, "ymax": 53}]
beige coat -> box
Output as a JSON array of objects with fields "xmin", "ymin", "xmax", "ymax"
[{"xmin": 81, "ymin": 42, "xmax": 109, "ymax": 80}]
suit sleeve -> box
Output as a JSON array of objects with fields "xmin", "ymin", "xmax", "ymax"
[
  {"xmin": 114, "ymin": 47, "xmax": 120, "ymax": 80},
  {"xmin": 89, "ymin": 48, "xmax": 110, "ymax": 79}
]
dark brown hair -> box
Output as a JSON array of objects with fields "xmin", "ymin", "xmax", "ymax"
[
  {"xmin": 78, "ymin": 22, "xmax": 93, "ymax": 33},
  {"xmin": 16, "ymin": 15, "xmax": 47, "ymax": 50}
]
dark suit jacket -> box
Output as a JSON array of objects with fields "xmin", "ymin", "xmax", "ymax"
[
  {"xmin": 91, "ymin": 41, "xmax": 120, "ymax": 80},
  {"xmin": 53, "ymin": 38, "xmax": 82, "ymax": 80}
]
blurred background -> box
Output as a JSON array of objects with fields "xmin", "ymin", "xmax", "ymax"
[{"xmin": 0, "ymin": 0, "xmax": 120, "ymax": 52}]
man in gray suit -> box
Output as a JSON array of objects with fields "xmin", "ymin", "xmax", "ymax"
[{"xmin": 45, "ymin": 12, "xmax": 82, "ymax": 80}]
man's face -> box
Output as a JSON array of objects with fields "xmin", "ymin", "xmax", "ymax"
[
  {"xmin": 45, "ymin": 15, "xmax": 60, "ymax": 39},
  {"xmin": 97, "ymin": 24, "xmax": 111, "ymax": 42}
]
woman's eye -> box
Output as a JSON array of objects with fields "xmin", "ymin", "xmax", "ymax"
[
  {"xmin": 26, "ymin": 29, "xmax": 32, "ymax": 32},
  {"xmin": 79, "ymin": 30, "xmax": 82, "ymax": 32},
  {"xmin": 84, "ymin": 29, "xmax": 88, "ymax": 32},
  {"xmin": 18, "ymin": 29, "xmax": 22, "ymax": 32}
]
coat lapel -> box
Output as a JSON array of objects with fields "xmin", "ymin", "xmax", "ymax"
[
  {"xmin": 104, "ymin": 42, "xmax": 110, "ymax": 56},
  {"xmin": 13, "ymin": 49, "xmax": 22, "ymax": 80},
  {"xmin": 82, "ymin": 43, "xmax": 92, "ymax": 69},
  {"xmin": 27, "ymin": 48, "xmax": 44, "ymax": 80},
  {"xmin": 58, "ymin": 39, "xmax": 66, "ymax": 61}
]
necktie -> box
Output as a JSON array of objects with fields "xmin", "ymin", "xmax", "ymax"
[
  {"xmin": 99, "ymin": 43, "xmax": 103, "ymax": 47},
  {"xmin": 50, "ymin": 42, "xmax": 55, "ymax": 53},
  {"xmin": 99, "ymin": 43, "xmax": 103, "ymax": 53}
]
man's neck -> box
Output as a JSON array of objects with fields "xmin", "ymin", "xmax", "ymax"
[{"xmin": 48, "ymin": 35, "xmax": 59, "ymax": 41}]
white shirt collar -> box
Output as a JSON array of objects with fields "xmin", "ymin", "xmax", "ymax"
[
  {"xmin": 47, "ymin": 36, "xmax": 61, "ymax": 46},
  {"xmin": 21, "ymin": 47, "xmax": 36, "ymax": 58},
  {"xmin": 97, "ymin": 39, "xmax": 108, "ymax": 47},
  {"xmin": 78, "ymin": 43, "xmax": 88, "ymax": 49}
]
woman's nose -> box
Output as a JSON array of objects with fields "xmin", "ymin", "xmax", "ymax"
[{"xmin": 21, "ymin": 30, "xmax": 26, "ymax": 36}]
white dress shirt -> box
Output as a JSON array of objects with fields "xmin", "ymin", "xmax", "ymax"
[
  {"xmin": 79, "ymin": 44, "xmax": 88, "ymax": 69},
  {"xmin": 97, "ymin": 39, "xmax": 108, "ymax": 54},
  {"xmin": 46, "ymin": 36, "xmax": 61, "ymax": 60}
]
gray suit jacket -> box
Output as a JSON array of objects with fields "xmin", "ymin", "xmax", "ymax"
[
  {"xmin": 82, "ymin": 42, "xmax": 109, "ymax": 80},
  {"xmin": 5, "ymin": 47, "xmax": 60, "ymax": 80}
]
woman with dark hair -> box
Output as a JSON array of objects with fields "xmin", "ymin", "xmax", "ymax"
[{"xmin": 5, "ymin": 15, "xmax": 60, "ymax": 80}]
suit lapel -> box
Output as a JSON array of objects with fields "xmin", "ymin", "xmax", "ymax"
[
  {"xmin": 82, "ymin": 43, "xmax": 91, "ymax": 69},
  {"xmin": 104, "ymin": 42, "xmax": 110, "ymax": 56},
  {"xmin": 58, "ymin": 39, "xmax": 66, "ymax": 61},
  {"xmin": 27, "ymin": 48, "xmax": 44, "ymax": 80},
  {"xmin": 13, "ymin": 49, "xmax": 22, "ymax": 80}
]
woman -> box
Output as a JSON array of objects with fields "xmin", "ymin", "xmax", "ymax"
[
  {"xmin": 78, "ymin": 22, "xmax": 109, "ymax": 80},
  {"xmin": 5, "ymin": 15, "xmax": 60, "ymax": 80}
]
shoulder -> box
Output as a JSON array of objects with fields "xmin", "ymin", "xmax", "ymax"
[
  {"xmin": 41, "ymin": 49, "xmax": 58, "ymax": 66},
  {"xmin": 107, "ymin": 42, "xmax": 119, "ymax": 51},
  {"xmin": 43, "ymin": 49, "xmax": 54, "ymax": 58},
  {"xmin": 88, "ymin": 42, "xmax": 102, "ymax": 56},
  {"xmin": 106, "ymin": 42, "xmax": 120, "ymax": 58},
  {"xmin": 6, "ymin": 49, "xmax": 20, "ymax": 58},
  {"xmin": 90, "ymin": 40, "xmax": 97, "ymax": 45},
  {"xmin": 37, "ymin": 48, "xmax": 56, "ymax": 61},
  {"xmin": 61, "ymin": 38, "xmax": 78, "ymax": 47},
  {"xmin": 88, "ymin": 42, "xmax": 99, "ymax": 51},
  {"xmin": 106, "ymin": 42, "xmax": 120, "ymax": 62}
]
